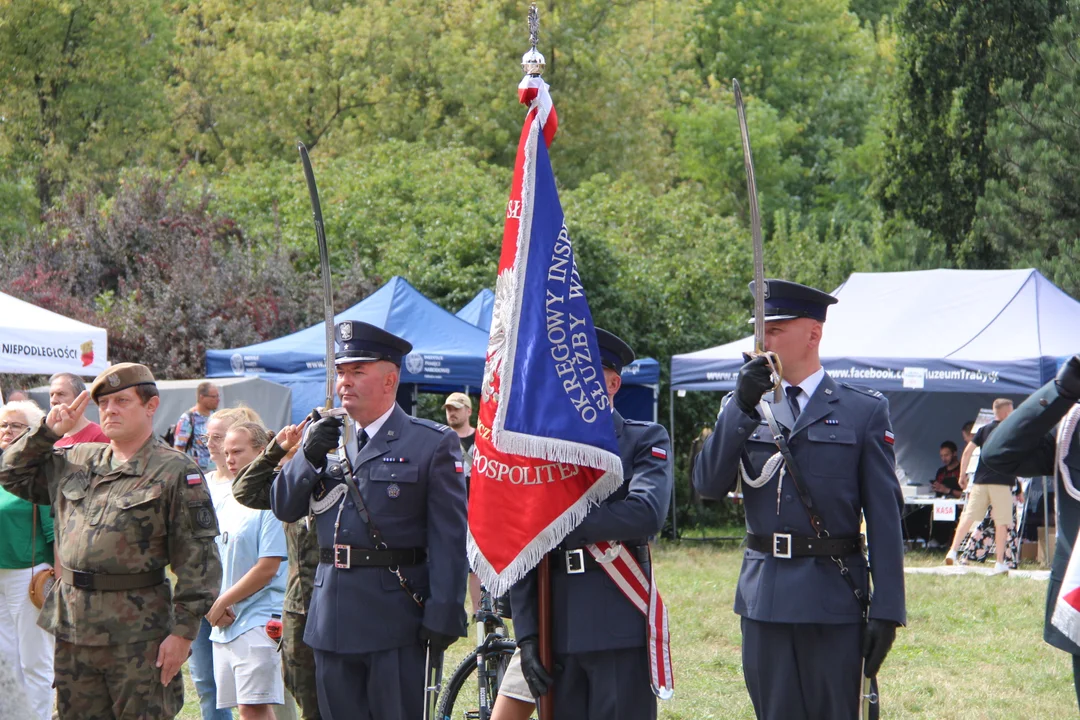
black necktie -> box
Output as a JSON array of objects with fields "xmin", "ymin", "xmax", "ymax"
[
  {"xmin": 356, "ymin": 429, "xmax": 368, "ymax": 455},
  {"xmin": 786, "ymin": 385, "xmax": 802, "ymax": 421}
]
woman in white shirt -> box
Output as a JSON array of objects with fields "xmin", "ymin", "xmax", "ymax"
[
  {"xmin": 207, "ymin": 422, "xmax": 288, "ymax": 720},
  {"xmin": 190, "ymin": 406, "xmax": 265, "ymax": 720}
]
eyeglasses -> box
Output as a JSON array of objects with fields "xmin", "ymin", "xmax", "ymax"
[
  {"xmin": 0, "ymin": 422, "xmax": 29, "ymax": 433},
  {"xmin": 200, "ymin": 433, "xmax": 227, "ymax": 445}
]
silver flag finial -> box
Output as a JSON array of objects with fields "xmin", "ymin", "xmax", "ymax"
[{"xmin": 522, "ymin": 4, "xmax": 546, "ymax": 76}]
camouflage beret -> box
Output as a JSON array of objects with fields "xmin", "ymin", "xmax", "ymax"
[{"xmin": 90, "ymin": 363, "xmax": 157, "ymax": 401}]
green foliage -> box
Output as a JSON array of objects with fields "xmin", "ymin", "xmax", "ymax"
[
  {"xmin": 205, "ymin": 141, "xmax": 507, "ymax": 311},
  {"xmin": 165, "ymin": 0, "xmax": 691, "ymax": 188},
  {"xmin": 671, "ymin": 90, "xmax": 805, "ymax": 221},
  {"xmin": 972, "ymin": 4, "xmax": 1080, "ymax": 298},
  {"xmin": 0, "ymin": 0, "xmax": 172, "ymax": 208},
  {"xmin": 877, "ymin": 0, "xmax": 1066, "ymax": 260}
]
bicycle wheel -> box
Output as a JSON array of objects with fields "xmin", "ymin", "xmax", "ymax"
[{"xmin": 436, "ymin": 638, "xmax": 518, "ymax": 720}]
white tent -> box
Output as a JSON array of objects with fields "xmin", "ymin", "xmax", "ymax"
[{"xmin": 0, "ymin": 291, "xmax": 108, "ymax": 377}]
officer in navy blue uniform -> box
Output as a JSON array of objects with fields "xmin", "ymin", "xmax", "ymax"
[
  {"xmin": 510, "ymin": 328, "xmax": 672, "ymax": 720},
  {"xmin": 693, "ymin": 280, "xmax": 906, "ymax": 720},
  {"xmin": 979, "ymin": 355, "xmax": 1080, "ymax": 709},
  {"xmin": 271, "ymin": 321, "xmax": 468, "ymax": 720}
]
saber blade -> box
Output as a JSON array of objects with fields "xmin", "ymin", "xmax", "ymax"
[
  {"xmin": 734, "ymin": 79, "xmax": 782, "ymax": 402},
  {"xmin": 733, "ymin": 79, "xmax": 766, "ymax": 356},
  {"xmin": 298, "ymin": 142, "xmax": 336, "ymax": 411}
]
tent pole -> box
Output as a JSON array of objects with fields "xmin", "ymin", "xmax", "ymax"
[{"xmin": 669, "ymin": 386, "xmax": 677, "ymax": 540}]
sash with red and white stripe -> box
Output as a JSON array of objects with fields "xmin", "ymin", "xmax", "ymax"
[{"xmin": 585, "ymin": 541, "xmax": 674, "ymax": 699}]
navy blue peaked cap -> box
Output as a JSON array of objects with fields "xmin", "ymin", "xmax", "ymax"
[
  {"xmin": 748, "ymin": 279, "xmax": 838, "ymax": 323},
  {"xmin": 334, "ymin": 321, "xmax": 413, "ymax": 366},
  {"xmin": 594, "ymin": 327, "xmax": 635, "ymax": 374}
]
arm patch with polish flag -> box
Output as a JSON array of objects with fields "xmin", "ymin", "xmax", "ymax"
[
  {"xmin": 651, "ymin": 447, "xmax": 668, "ymax": 459},
  {"xmin": 454, "ymin": 461, "xmax": 464, "ymax": 473},
  {"xmin": 884, "ymin": 430, "xmax": 895, "ymax": 445},
  {"xmin": 186, "ymin": 472, "xmax": 203, "ymax": 486}
]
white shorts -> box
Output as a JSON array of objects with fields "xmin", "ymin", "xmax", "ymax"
[
  {"xmin": 213, "ymin": 626, "xmax": 285, "ymax": 708},
  {"xmin": 498, "ymin": 647, "xmax": 534, "ymax": 703}
]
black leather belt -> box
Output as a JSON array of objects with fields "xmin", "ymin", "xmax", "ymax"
[
  {"xmin": 319, "ymin": 546, "xmax": 426, "ymax": 569},
  {"xmin": 60, "ymin": 567, "xmax": 166, "ymax": 591},
  {"xmin": 746, "ymin": 532, "xmax": 864, "ymax": 559},
  {"xmin": 555, "ymin": 544, "xmax": 650, "ymax": 575}
]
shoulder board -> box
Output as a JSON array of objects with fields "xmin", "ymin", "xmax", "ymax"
[
  {"xmin": 623, "ymin": 418, "xmax": 652, "ymax": 427},
  {"xmin": 408, "ymin": 416, "xmax": 451, "ymax": 433},
  {"xmin": 840, "ymin": 382, "xmax": 884, "ymax": 399}
]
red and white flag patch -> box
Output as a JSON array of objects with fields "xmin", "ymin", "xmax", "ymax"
[
  {"xmin": 186, "ymin": 473, "xmax": 202, "ymax": 486},
  {"xmin": 884, "ymin": 430, "xmax": 895, "ymax": 445},
  {"xmin": 454, "ymin": 461, "xmax": 464, "ymax": 473},
  {"xmin": 651, "ymin": 447, "xmax": 668, "ymax": 460}
]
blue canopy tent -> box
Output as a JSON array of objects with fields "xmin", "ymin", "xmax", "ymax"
[
  {"xmin": 455, "ymin": 288, "xmax": 494, "ymax": 333},
  {"xmin": 671, "ymin": 268, "xmax": 1080, "ymax": 485},
  {"xmin": 208, "ymin": 276, "xmax": 490, "ymax": 424},
  {"xmin": 455, "ymin": 290, "xmax": 661, "ymax": 422}
]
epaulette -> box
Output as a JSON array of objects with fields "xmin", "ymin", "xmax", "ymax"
[
  {"xmin": 408, "ymin": 416, "xmax": 451, "ymax": 433},
  {"xmin": 623, "ymin": 418, "xmax": 652, "ymax": 426},
  {"xmin": 840, "ymin": 382, "xmax": 884, "ymax": 399}
]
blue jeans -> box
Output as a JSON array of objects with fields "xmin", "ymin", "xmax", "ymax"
[{"xmin": 190, "ymin": 617, "xmax": 232, "ymax": 719}]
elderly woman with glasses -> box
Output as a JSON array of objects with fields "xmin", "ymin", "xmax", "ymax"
[{"xmin": 0, "ymin": 400, "xmax": 55, "ymax": 719}]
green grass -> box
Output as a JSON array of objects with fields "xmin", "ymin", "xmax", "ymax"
[{"xmin": 179, "ymin": 544, "xmax": 1075, "ymax": 719}]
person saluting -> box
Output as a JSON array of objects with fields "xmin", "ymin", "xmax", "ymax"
[{"xmin": 0, "ymin": 363, "xmax": 222, "ymax": 719}]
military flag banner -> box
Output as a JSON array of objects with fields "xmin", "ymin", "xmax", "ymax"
[{"xmin": 467, "ymin": 73, "xmax": 623, "ymax": 598}]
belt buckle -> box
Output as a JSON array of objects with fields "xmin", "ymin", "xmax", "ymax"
[
  {"xmin": 333, "ymin": 544, "xmax": 351, "ymax": 569},
  {"xmin": 772, "ymin": 533, "xmax": 792, "ymax": 559},
  {"xmin": 72, "ymin": 571, "xmax": 93, "ymax": 590},
  {"xmin": 565, "ymin": 549, "xmax": 585, "ymax": 574}
]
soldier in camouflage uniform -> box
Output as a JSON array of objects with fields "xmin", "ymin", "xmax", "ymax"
[
  {"xmin": 0, "ymin": 363, "xmax": 222, "ymax": 720},
  {"xmin": 232, "ymin": 419, "xmax": 321, "ymax": 719}
]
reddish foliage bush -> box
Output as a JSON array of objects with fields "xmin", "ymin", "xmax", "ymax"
[{"xmin": 1, "ymin": 171, "xmax": 374, "ymax": 380}]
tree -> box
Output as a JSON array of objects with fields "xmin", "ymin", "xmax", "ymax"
[
  {"xmin": 876, "ymin": 0, "xmax": 1066, "ymax": 261},
  {"xmin": 682, "ymin": 0, "xmax": 891, "ymax": 232},
  {"xmin": 166, "ymin": 0, "xmax": 692, "ymax": 189},
  {"xmin": 0, "ymin": 0, "xmax": 172, "ymax": 210},
  {"xmin": 971, "ymin": 4, "xmax": 1080, "ymax": 298}
]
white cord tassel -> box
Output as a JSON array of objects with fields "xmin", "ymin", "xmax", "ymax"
[
  {"xmin": 1057, "ymin": 404, "xmax": 1080, "ymax": 503},
  {"xmin": 739, "ymin": 452, "xmax": 784, "ymax": 489}
]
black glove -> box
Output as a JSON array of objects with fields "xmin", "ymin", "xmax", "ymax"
[
  {"xmin": 517, "ymin": 636, "xmax": 555, "ymax": 698},
  {"xmin": 418, "ymin": 626, "xmax": 458, "ymax": 653},
  {"xmin": 861, "ymin": 619, "xmax": 897, "ymax": 677},
  {"xmin": 1057, "ymin": 355, "xmax": 1080, "ymax": 401},
  {"xmin": 734, "ymin": 354, "xmax": 775, "ymax": 414},
  {"xmin": 302, "ymin": 414, "xmax": 343, "ymax": 468}
]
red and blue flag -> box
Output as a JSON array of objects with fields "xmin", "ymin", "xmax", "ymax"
[{"xmin": 467, "ymin": 75, "xmax": 622, "ymax": 598}]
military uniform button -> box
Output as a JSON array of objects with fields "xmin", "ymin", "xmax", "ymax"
[
  {"xmin": 785, "ymin": 494, "xmax": 792, "ymax": 502},
  {"xmin": 830, "ymin": 434, "xmax": 837, "ymax": 440}
]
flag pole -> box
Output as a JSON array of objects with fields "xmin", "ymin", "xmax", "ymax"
[
  {"xmin": 521, "ymin": 8, "xmax": 554, "ymax": 718},
  {"xmin": 537, "ymin": 555, "xmax": 554, "ymax": 720}
]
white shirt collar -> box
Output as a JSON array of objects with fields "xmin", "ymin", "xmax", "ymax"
[
  {"xmin": 355, "ymin": 403, "xmax": 396, "ymax": 441},
  {"xmin": 782, "ymin": 366, "xmax": 826, "ymax": 411}
]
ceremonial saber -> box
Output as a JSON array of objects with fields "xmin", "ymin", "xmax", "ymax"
[
  {"xmin": 422, "ymin": 642, "xmax": 444, "ymax": 720},
  {"xmin": 733, "ymin": 79, "xmax": 782, "ymax": 403},
  {"xmin": 298, "ymin": 142, "xmax": 355, "ymax": 459}
]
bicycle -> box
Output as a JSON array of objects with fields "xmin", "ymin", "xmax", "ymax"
[{"xmin": 436, "ymin": 587, "xmax": 535, "ymax": 720}]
